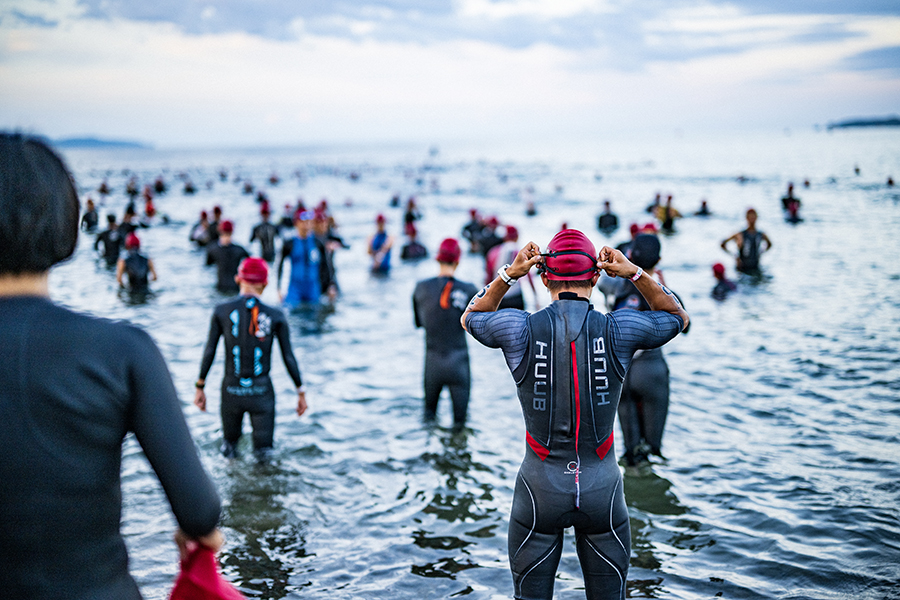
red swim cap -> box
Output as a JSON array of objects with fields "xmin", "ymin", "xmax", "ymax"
[
  {"xmin": 542, "ymin": 229, "xmax": 598, "ymax": 281},
  {"xmin": 220, "ymin": 220, "xmax": 234, "ymax": 234},
  {"xmin": 436, "ymin": 238, "xmax": 461, "ymax": 264},
  {"xmin": 125, "ymin": 233, "xmax": 140, "ymax": 249},
  {"xmin": 376, "ymin": 213, "xmax": 386, "ymax": 224},
  {"xmin": 238, "ymin": 257, "xmax": 268, "ymax": 285},
  {"xmin": 504, "ymin": 225, "xmax": 519, "ymax": 242},
  {"xmin": 712, "ymin": 262, "xmax": 726, "ymax": 278}
]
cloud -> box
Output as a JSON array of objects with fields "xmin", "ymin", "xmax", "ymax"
[
  {"xmin": 729, "ymin": 0, "xmax": 900, "ymax": 17},
  {"xmin": 3, "ymin": 10, "xmax": 59, "ymax": 28},
  {"xmin": 65, "ymin": 0, "xmax": 898, "ymax": 73},
  {"xmin": 844, "ymin": 45, "xmax": 900, "ymax": 73},
  {"xmin": 2, "ymin": 0, "xmax": 898, "ymax": 146}
]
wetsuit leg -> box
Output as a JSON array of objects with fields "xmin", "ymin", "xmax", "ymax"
[
  {"xmin": 575, "ymin": 480, "xmax": 631, "ymax": 600},
  {"xmin": 447, "ymin": 375, "xmax": 470, "ymax": 427},
  {"xmin": 423, "ymin": 350, "xmax": 470, "ymax": 425},
  {"xmin": 629, "ymin": 356, "xmax": 669, "ymax": 457},
  {"xmin": 220, "ymin": 390, "xmax": 245, "ymax": 457},
  {"xmin": 247, "ymin": 392, "xmax": 276, "ymax": 451},
  {"xmin": 508, "ymin": 473, "xmax": 564, "ymax": 600},
  {"xmin": 616, "ymin": 375, "xmax": 643, "ymax": 465},
  {"xmin": 423, "ymin": 356, "xmax": 443, "ymax": 423}
]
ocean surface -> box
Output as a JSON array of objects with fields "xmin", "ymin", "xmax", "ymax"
[{"xmin": 52, "ymin": 127, "xmax": 900, "ymax": 599}]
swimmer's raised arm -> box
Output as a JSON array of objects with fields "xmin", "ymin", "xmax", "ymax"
[
  {"xmin": 461, "ymin": 241, "xmax": 542, "ymax": 330},
  {"xmin": 597, "ymin": 246, "xmax": 690, "ymax": 331}
]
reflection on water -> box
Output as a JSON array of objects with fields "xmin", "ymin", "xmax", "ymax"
[
  {"xmin": 49, "ymin": 130, "xmax": 900, "ymax": 599},
  {"xmin": 219, "ymin": 464, "xmax": 314, "ymax": 598}
]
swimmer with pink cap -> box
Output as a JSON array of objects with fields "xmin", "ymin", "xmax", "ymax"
[{"xmin": 459, "ymin": 227, "xmax": 689, "ymax": 599}]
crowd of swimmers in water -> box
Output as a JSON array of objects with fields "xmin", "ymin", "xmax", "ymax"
[
  {"xmin": 7, "ymin": 131, "xmax": 897, "ymax": 600},
  {"xmin": 84, "ymin": 160, "xmax": 900, "ymax": 307}
]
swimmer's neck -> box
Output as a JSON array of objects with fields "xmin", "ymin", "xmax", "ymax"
[
  {"xmin": 0, "ymin": 272, "xmax": 50, "ymax": 297},
  {"xmin": 438, "ymin": 264, "xmax": 457, "ymax": 277}
]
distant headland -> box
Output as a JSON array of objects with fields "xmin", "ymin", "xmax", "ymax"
[
  {"xmin": 826, "ymin": 115, "xmax": 900, "ymax": 130},
  {"xmin": 53, "ymin": 137, "xmax": 152, "ymax": 149}
]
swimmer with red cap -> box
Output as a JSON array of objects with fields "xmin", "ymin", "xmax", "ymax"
[
  {"xmin": 461, "ymin": 228, "xmax": 688, "ymax": 600},
  {"xmin": 116, "ymin": 232, "xmax": 157, "ymax": 293},
  {"xmin": 196, "ymin": 257, "xmax": 307, "ymax": 462},
  {"xmin": 412, "ymin": 238, "xmax": 480, "ymax": 429},
  {"xmin": 206, "ymin": 220, "xmax": 250, "ymax": 294},
  {"xmin": 368, "ymin": 213, "xmax": 394, "ymax": 274}
]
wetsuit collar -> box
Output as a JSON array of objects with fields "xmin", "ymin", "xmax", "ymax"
[{"xmin": 557, "ymin": 291, "xmax": 589, "ymax": 302}]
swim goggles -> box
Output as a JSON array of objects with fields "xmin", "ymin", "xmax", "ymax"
[{"xmin": 538, "ymin": 250, "xmax": 600, "ymax": 277}]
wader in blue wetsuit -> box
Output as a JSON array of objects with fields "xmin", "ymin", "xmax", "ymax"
[
  {"xmin": 370, "ymin": 231, "xmax": 392, "ymax": 274},
  {"xmin": 279, "ymin": 234, "xmax": 326, "ymax": 306}
]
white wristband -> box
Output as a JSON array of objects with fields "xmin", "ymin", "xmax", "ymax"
[
  {"xmin": 498, "ymin": 264, "xmax": 518, "ymax": 286},
  {"xmin": 629, "ymin": 267, "xmax": 643, "ymax": 282}
]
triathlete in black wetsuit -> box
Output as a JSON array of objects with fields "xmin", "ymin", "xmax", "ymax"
[
  {"xmin": 94, "ymin": 214, "xmax": 123, "ymax": 266},
  {"xmin": 462, "ymin": 229, "xmax": 689, "ymax": 600},
  {"xmin": 206, "ymin": 220, "xmax": 250, "ymax": 294},
  {"xmin": 721, "ymin": 208, "xmax": 772, "ymax": 276},
  {"xmin": 412, "ymin": 238, "xmax": 479, "ymax": 428},
  {"xmin": 250, "ymin": 207, "xmax": 279, "ymax": 262},
  {"xmin": 0, "ymin": 133, "xmax": 222, "ymax": 600},
  {"xmin": 599, "ymin": 234, "xmax": 681, "ymax": 465},
  {"xmin": 81, "ymin": 198, "xmax": 99, "ymax": 232},
  {"xmin": 116, "ymin": 232, "xmax": 157, "ymax": 293},
  {"xmin": 195, "ymin": 258, "xmax": 307, "ymax": 460}
]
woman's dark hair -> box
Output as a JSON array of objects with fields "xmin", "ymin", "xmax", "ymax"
[{"xmin": 0, "ymin": 133, "xmax": 80, "ymax": 274}]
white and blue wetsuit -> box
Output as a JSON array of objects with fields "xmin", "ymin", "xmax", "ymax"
[
  {"xmin": 199, "ymin": 295, "xmax": 303, "ymax": 455},
  {"xmin": 466, "ymin": 294, "xmax": 683, "ymax": 600}
]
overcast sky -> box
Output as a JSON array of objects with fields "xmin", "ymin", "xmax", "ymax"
[{"xmin": 1, "ymin": 0, "xmax": 897, "ymax": 147}]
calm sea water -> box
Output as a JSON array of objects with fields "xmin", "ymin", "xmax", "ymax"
[{"xmin": 52, "ymin": 128, "xmax": 900, "ymax": 599}]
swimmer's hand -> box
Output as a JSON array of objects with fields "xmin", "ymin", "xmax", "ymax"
[
  {"xmin": 296, "ymin": 390, "xmax": 307, "ymax": 417},
  {"xmin": 597, "ymin": 246, "xmax": 639, "ymax": 279},
  {"xmin": 508, "ymin": 241, "xmax": 543, "ymax": 278},
  {"xmin": 175, "ymin": 528, "xmax": 224, "ymax": 562},
  {"xmin": 194, "ymin": 388, "xmax": 207, "ymax": 412}
]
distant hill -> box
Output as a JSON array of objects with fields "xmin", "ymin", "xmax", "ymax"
[
  {"xmin": 826, "ymin": 115, "xmax": 900, "ymax": 130},
  {"xmin": 53, "ymin": 137, "xmax": 152, "ymax": 149}
]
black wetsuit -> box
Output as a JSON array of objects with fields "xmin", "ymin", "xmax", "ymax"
[
  {"xmin": 598, "ymin": 212, "xmax": 618, "ymax": 234},
  {"xmin": 611, "ymin": 283, "xmax": 671, "ymax": 465},
  {"xmin": 81, "ymin": 209, "xmax": 99, "ymax": 232},
  {"xmin": 413, "ymin": 276, "xmax": 479, "ymax": 426},
  {"xmin": 737, "ymin": 229, "xmax": 764, "ymax": 274},
  {"xmin": 0, "ymin": 297, "xmax": 221, "ymax": 600},
  {"xmin": 206, "ymin": 242, "xmax": 250, "ymax": 294},
  {"xmin": 95, "ymin": 226, "xmax": 122, "ymax": 267},
  {"xmin": 198, "ymin": 295, "xmax": 302, "ymax": 454},
  {"xmin": 466, "ymin": 297, "xmax": 683, "ymax": 600},
  {"xmin": 251, "ymin": 221, "xmax": 279, "ymax": 262},
  {"xmin": 122, "ymin": 251, "xmax": 151, "ymax": 292},
  {"xmin": 401, "ymin": 240, "xmax": 428, "ymax": 261}
]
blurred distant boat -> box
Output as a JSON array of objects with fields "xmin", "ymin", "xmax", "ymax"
[
  {"xmin": 826, "ymin": 115, "xmax": 900, "ymax": 130},
  {"xmin": 53, "ymin": 137, "xmax": 152, "ymax": 149}
]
